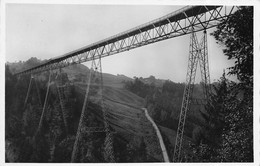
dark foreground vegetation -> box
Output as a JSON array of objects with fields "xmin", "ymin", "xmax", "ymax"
[
  {"xmin": 189, "ymin": 6, "xmax": 253, "ymax": 162},
  {"xmin": 5, "ymin": 68, "xmax": 155, "ymax": 162}
]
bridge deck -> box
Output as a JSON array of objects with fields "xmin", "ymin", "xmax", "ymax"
[{"xmin": 16, "ymin": 5, "xmax": 236, "ymax": 76}]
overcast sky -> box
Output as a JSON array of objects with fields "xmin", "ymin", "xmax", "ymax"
[{"xmin": 6, "ymin": 4, "xmax": 236, "ymax": 83}]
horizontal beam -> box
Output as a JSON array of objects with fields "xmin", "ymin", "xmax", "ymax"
[{"xmin": 16, "ymin": 6, "xmax": 238, "ymax": 76}]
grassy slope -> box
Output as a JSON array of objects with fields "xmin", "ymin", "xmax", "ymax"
[
  {"xmin": 75, "ymin": 83, "xmax": 165, "ymax": 161},
  {"xmin": 9, "ymin": 60, "xmax": 199, "ymax": 160},
  {"xmin": 74, "ymin": 83, "xmax": 145, "ymax": 132}
]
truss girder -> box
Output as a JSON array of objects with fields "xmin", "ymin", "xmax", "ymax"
[{"xmin": 16, "ymin": 6, "xmax": 237, "ymax": 76}]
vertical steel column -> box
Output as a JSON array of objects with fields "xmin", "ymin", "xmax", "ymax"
[
  {"xmin": 173, "ymin": 31, "xmax": 200, "ymax": 162},
  {"xmin": 71, "ymin": 61, "xmax": 94, "ymax": 162},
  {"xmin": 34, "ymin": 71, "xmax": 52, "ymax": 139},
  {"xmin": 173, "ymin": 30, "xmax": 210, "ymax": 162},
  {"xmin": 34, "ymin": 77, "xmax": 42, "ymax": 107},
  {"xmin": 24, "ymin": 75, "xmax": 33, "ymax": 106},
  {"xmin": 56, "ymin": 68, "xmax": 68, "ymax": 134},
  {"xmin": 71, "ymin": 55, "xmax": 114, "ymax": 162},
  {"xmin": 199, "ymin": 30, "xmax": 211, "ymax": 100},
  {"xmin": 97, "ymin": 55, "xmax": 115, "ymax": 162},
  {"xmin": 23, "ymin": 75, "xmax": 33, "ymax": 134}
]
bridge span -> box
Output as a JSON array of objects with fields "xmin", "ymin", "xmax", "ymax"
[{"xmin": 16, "ymin": 6, "xmax": 236, "ymax": 76}]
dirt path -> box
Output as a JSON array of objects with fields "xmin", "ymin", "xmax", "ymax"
[{"xmin": 142, "ymin": 108, "xmax": 170, "ymax": 162}]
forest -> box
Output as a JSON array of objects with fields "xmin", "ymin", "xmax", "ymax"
[{"xmin": 5, "ymin": 6, "xmax": 253, "ymax": 162}]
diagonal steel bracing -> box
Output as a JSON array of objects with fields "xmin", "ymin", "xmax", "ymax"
[
  {"xmin": 15, "ymin": 6, "xmax": 237, "ymax": 76},
  {"xmin": 70, "ymin": 56, "xmax": 115, "ymax": 163},
  {"xmin": 199, "ymin": 31, "xmax": 211, "ymax": 100},
  {"xmin": 173, "ymin": 30, "xmax": 210, "ymax": 162},
  {"xmin": 70, "ymin": 60, "xmax": 94, "ymax": 163},
  {"xmin": 92, "ymin": 55, "xmax": 115, "ymax": 162},
  {"xmin": 34, "ymin": 71, "xmax": 52, "ymax": 139},
  {"xmin": 56, "ymin": 70, "xmax": 69, "ymax": 134},
  {"xmin": 24, "ymin": 75, "xmax": 33, "ymax": 106},
  {"xmin": 173, "ymin": 32, "xmax": 200, "ymax": 162}
]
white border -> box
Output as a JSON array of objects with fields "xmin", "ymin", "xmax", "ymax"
[{"xmin": 1, "ymin": 0, "xmax": 259, "ymax": 166}]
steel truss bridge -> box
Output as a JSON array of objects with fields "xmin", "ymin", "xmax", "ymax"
[
  {"xmin": 16, "ymin": 6, "xmax": 236, "ymax": 76},
  {"xmin": 16, "ymin": 5, "xmax": 238, "ymax": 163}
]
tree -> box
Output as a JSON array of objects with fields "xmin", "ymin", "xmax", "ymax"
[
  {"xmin": 5, "ymin": 65, "xmax": 17, "ymax": 111},
  {"xmin": 211, "ymin": 6, "xmax": 253, "ymax": 89},
  {"xmin": 186, "ymin": 6, "xmax": 253, "ymax": 162},
  {"xmin": 187, "ymin": 72, "xmax": 230, "ymax": 162},
  {"xmin": 187, "ymin": 6, "xmax": 254, "ymax": 162},
  {"xmin": 203, "ymin": 72, "xmax": 228, "ymax": 146},
  {"xmin": 218, "ymin": 87, "xmax": 253, "ymax": 162},
  {"xmin": 211, "ymin": 6, "xmax": 253, "ymax": 162}
]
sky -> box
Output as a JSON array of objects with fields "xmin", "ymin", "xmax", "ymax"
[{"xmin": 5, "ymin": 3, "xmax": 237, "ymax": 83}]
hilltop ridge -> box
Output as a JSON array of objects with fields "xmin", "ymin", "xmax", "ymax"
[{"xmin": 7, "ymin": 58, "xmax": 169, "ymax": 88}]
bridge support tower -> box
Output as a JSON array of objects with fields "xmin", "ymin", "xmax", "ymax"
[
  {"xmin": 173, "ymin": 30, "xmax": 210, "ymax": 162},
  {"xmin": 70, "ymin": 56, "xmax": 115, "ymax": 162}
]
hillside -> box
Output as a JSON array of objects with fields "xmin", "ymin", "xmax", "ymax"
[
  {"xmin": 6, "ymin": 57, "xmax": 208, "ymax": 162},
  {"xmin": 7, "ymin": 58, "xmax": 169, "ymax": 90},
  {"xmin": 7, "ymin": 57, "xmax": 206, "ymax": 137}
]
